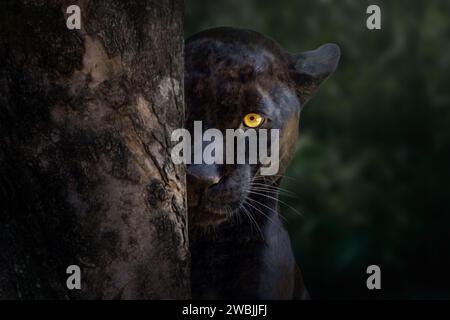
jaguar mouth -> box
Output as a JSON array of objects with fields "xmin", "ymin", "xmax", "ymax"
[
  {"xmin": 188, "ymin": 205, "xmax": 228, "ymax": 227},
  {"xmin": 187, "ymin": 178, "xmax": 249, "ymax": 227},
  {"xmin": 188, "ymin": 196, "xmax": 243, "ymax": 227}
]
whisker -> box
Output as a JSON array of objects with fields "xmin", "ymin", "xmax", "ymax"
[
  {"xmin": 250, "ymin": 182, "xmax": 297, "ymax": 196},
  {"xmin": 252, "ymin": 174, "xmax": 298, "ymax": 182},
  {"xmin": 244, "ymin": 199, "xmax": 284, "ymax": 233},
  {"xmin": 245, "ymin": 196, "xmax": 287, "ymax": 224},
  {"xmin": 249, "ymin": 186, "xmax": 297, "ymax": 198},
  {"xmin": 241, "ymin": 202, "xmax": 264, "ymax": 240},
  {"xmin": 246, "ymin": 190, "xmax": 303, "ymax": 217}
]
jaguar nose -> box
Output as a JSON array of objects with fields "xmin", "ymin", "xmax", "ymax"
[{"xmin": 186, "ymin": 164, "xmax": 221, "ymax": 191}]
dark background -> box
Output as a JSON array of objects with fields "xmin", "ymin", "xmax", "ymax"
[{"xmin": 185, "ymin": 0, "xmax": 450, "ymax": 299}]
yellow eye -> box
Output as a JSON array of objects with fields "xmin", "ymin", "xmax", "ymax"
[{"xmin": 243, "ymin": 113, "xmax": 264, "ymax": 128}]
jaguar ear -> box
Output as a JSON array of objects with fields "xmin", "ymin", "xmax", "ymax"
[{"xmin": 289, "ymin": 43, "xmax": 340, "ymax": 105}]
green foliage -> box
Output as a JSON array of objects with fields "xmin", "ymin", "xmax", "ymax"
[{"xmin": 186, "ymin": 0, "xmax": 450, "ymax": 298}]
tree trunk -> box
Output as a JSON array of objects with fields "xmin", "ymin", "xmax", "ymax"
[{"xmin": 0, "ymin": 0, "xmax": 189, "ymax": 299}]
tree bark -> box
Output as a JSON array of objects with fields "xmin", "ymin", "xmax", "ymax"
[{"xmin": 0, "ymin": 0, "xmax": 189, "ymax": 299}]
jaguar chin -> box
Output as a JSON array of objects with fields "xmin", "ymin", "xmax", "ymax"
[{"xmin": 187, "ymin": 163, "xmax": 253, "ymax": 227}]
